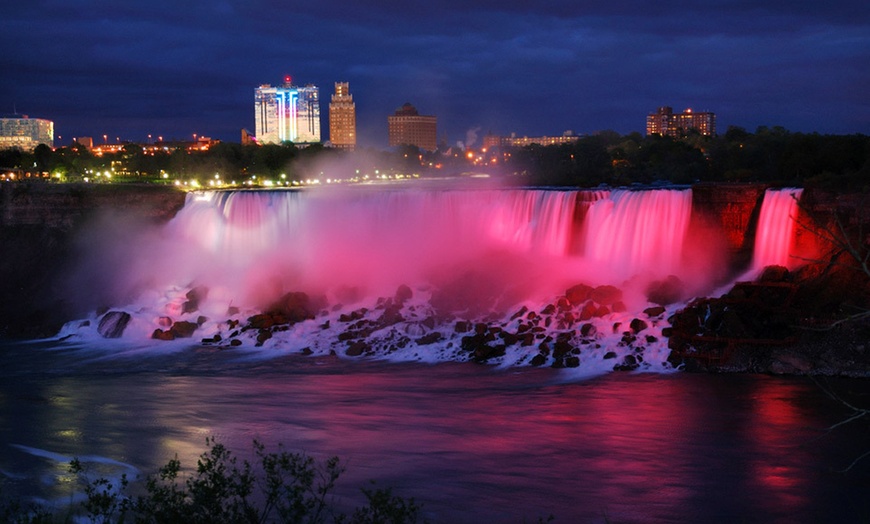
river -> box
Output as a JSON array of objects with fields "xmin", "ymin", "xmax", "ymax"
[{"xmin": 1, "ymin": 340, "xmax": 868, "ymax": 523}]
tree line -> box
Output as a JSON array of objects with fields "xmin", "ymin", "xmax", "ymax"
[{"xmin": 1, "ymin": 126, "xmax": 867, "ymax": 190}]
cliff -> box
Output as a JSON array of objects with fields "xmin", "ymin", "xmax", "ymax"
[{"xmin": 0, "ymin": 183, "xmax": 186, "ymax": 338}]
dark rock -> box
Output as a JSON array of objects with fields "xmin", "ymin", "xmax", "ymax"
[
  {"xmin": 454, "ymin": 321, "xmax": 470, "ymax": 333},
  {"xmin": 530, "ymin": 354, "xmax": 547, "ymax": 366},
  {"xmin": 256, "ymin": 330, "xmax": 272, "ymax": 344},
  {"xmin": 170, "ymin": 321, "xmax": 198, "ymax": 338},
  {"xmin": 758, "ymin": 265, "xmax": 790, "ymax": 283},
  {"xmin": 553, "ymin": 341, "xmax": 574, "ymax": 359},
  {"xmin": 346, "ymin": 341, "xmax": 369, "ymax": 356},
  {"xmin": 541, "ymin": 304, "xmax": 556, "ymax": 315},
  {"xmin": 230, "ymin": 339, "xmax": 242, "ymax": 347},
  {"xmin": 614, "ymin": 354, "xmax": 639, "ymax": 371},
  {"xmin": 564, "ymin": 356, "xmax": 580, "ymax": 368},
  {"xmin": 417, "ymin": 332, "xmax": 442, "ymax": 345},
  {"xmin": 591, "ymin": 285, "xmax": 622, "ymax": 306},
  {"xmin": 511, "ymin": 306, "xmax": 529, "ymax": 320},
  {"xmin": 644, "ymin": 306, "xmax": 666, "ymax": 318},
  {"xmin": 97, "ymin": 311, "xmax": 131, "ymax": 339},
  {"xmin": 646, "ymin": 275, "xmax": 685, "ymax": 306},
  {"xmin": 248, "ymin": 314, "xmax": 275, "ymax": 330},
  {"xmin": 629, "ymin": 318, "xmax": 648, "ymax": 334},
  {"xmin": 565, "ymin": 283, "xmax": 593, "ymax": 305},
  {"xmin": 182, "ymin": 285, "xmax": 209, "ymax": 314},
  {"xmin": 151, "ymin": 328, "xmax": 174, "ymax": 341},
  {"xmin": 268, "ymin": 291, "xmax": 316, "ymax": 323},
  {"xmin": 580, "ymin": 323, "xmax": 597, "ymax": 337},
  {"xmin": 395, "ymin": 284, "xmax": 413, "ymax": 304},
  {"xmin": 157, "ymin": 316, "xmax": 173, "ymax": 328},
  {"xmin": 603, "ymin": 351, "xmax": 617, "ymax": 359}
]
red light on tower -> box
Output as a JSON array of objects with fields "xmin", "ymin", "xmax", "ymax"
[{"xmin": 284, "ymin": 75, "xmax": 292, "ymax": 85}]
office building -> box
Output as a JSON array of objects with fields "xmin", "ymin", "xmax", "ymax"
[
  {"xmin": 388, "ymin": 103, "xmax": 437, "ymax": 151},
  {"xmin": 254, "ymin": 77, "xmax": 321, "ymax": 145},
  {"xmin": 646, "ymin": 107, "xmax": 716, "ymax": 137},
  {"xmin": 329, "ymin": 82, "xmax": 356, "ymax": 150},
  {"xmin": 0, "ymin": 116, "xmax": 53, "ymax": 150}
]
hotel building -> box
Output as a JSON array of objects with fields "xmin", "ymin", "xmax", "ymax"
[
  {"xmin": 388, "ymin": 103, "xmax": 437, "ymax": 152},
  {"xmin": 254, "ymin": 77, "xmax": 321, "ymax": 145},
  {"xmin": 0, "ymin": 116, "xmax": 54, "ymax": 150},
  {"xmin": 329, "ymin": 82, "xmax": 356, "ymax": 150},
  {"xmin": 646, "ymin": 107, "xmax": 716, "ymax": 137}
]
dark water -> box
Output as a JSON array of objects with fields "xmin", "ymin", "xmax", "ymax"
[{"xmin": 0, "ymin": 341, "xmax": 868, "ymax": 523}]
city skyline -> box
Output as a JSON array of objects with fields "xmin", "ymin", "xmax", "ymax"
[{"xmin": 2, "ymin": 1, "xmax": 868, "ymax": 147}]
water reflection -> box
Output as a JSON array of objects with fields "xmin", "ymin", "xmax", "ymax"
[{"xmin": 0, "ymin": 344, "xmax": 867, "ymax": 523}]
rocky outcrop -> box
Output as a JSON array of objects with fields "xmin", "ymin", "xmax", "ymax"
[{"xmin": 667, "ymin": 262, "xmax": 870, "ymax": 376}]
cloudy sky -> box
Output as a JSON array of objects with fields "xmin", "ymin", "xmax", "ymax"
[{"xmin": 2, "ymin": 1, "xmax": 868, "ymax": 148}]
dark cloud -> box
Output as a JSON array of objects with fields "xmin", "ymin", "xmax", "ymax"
[{"xmin": 1, "ymin": 0, "xmax": 867, "ymax": 145}]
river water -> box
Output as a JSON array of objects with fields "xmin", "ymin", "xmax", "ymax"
[{"xmin": 0, "ymin": 340, "xmax": 868, "ymax": 523}]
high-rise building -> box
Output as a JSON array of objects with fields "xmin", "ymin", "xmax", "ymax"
[
  {"xmin": 0, "ymin": 116, "xmax": 53, "ymax": 150},
  {"xmin": 329, "ymin": 82, "xmax": 356, "ymax": 150},
  {"xmin": 388, "ymin": 103, "xmax": 437, "ymax": 151},
  {"xmin": 646, "ymin": 107, "xmax": 716, "ymax": 137},
  {"xmin": 254, "ymin": 77, "xmax": 320, "ymax": 145}
]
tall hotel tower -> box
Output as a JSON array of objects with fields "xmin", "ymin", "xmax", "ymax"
[
  {"xmin": 254, "ymin": 77, "xmax": 321, "ymax": 145},
  {"xmin": 329, "ymin": 82, "xmax": 356, "ymax": 150}
]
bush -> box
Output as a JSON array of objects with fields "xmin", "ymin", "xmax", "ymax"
[{"xmin": 3, "ymin": 438, "xmax": 426, "ymax": 524}]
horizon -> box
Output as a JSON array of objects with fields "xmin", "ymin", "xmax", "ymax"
[{"xmin": 2, "ymin": 2, "xmax": 868, "ymax": 147}]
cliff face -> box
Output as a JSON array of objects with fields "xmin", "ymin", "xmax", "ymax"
[
  {"xmin": 0, "ymin": 183, "xmax": 186, "ymax": 338},
  {"xmin": 0, "ymin": 182, "xmax": 186, "ymax": 229}
]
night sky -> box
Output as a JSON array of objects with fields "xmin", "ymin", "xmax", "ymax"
[{"xmin": 2, "ymin": 1, "xmax": 868, "ymax": 148}]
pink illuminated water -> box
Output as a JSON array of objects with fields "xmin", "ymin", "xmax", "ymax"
[{"xmin": 752, "ymin": 188, "xmax": 804, "ymax": 269}]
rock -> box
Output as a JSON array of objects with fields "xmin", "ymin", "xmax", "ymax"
[
  {"xmin": 417, "ymin": 332, "xmax": 443, "ymax": 345},
  {"xmin": 614, "ymin": 354, "xmax": 639, "ymax": 371},
  {"xmin": 230, "ymin": 339, "xmax": 242, "ymax": 347},
  {"xmin": 169, "ymin": 321, "xmax": 198, "ymax": 338},
  {"xmin": 454, "ymin": 321, "xmax": 470, "ymax": 333},
  {"xmin": 646, "ymin": 275, "xmax": 685, "ymax": 306},
  {"xmin": 248, "ymin": 313, "xmax": 276, "ymax": 330},
  {"xmin": 644, "ymin": 306, "xmax": 666, "ymax": 318},
  {"xmin": 395, "ymin": 284, "xmax": 413, "ymax": 304},
  {"xmin": 227, "ymin": 306, "xmax": 240, "ymax": 316},
  {"xmin": 603, "ymin": 351, "xmax": 617, "ymax": 359},
  {"xmin": 97, "ymin": 311, "xmax": 131, "ymax": 339},
  {"xmin": 758, "ymin": 265, "xmax": 790, "ymax": 283},
  {"xmin": 346, "ymin": 341, "xmax": 369, "ymax": 356},
  {"xmin": 629, "ymin": 318, "xmax": 648, "ymax": 334},
  {"xmin": 256, "ymin": 330, "xmax": 272, "ymax": 345},
  {"xmin": 151, "ymin": 328, "xmax": 174, "ymax": 341},
  {"xmin": 565, "ymin": 283, "xmax": 593, "ymax": 305},
  {"xmin": 591, "ymin": 285, "xmax": 622, "ymax": 306},
  {"xmin": 267, "ymin": 291, "xmax": 316, "ymax": 323},
  {"xmin": 564, "ymin": 356, "xmax": 580, "ymax": 368},
  {"xmin": 530, "ymin": 354, "xmax": 547, "ymax": 366},
  {"xmin": 182, "ymin": 285, "xmax": 209, "ymax": 314},
  {"xmin": 580, "ymin": 323, "xmax": 597, "ymax": 337},
  {"xmin": 157, "ymin": 316, "xmax": 173, "ymax": 328}
]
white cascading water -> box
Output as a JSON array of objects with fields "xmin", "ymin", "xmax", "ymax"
[
  {"xmin": 752, "ymin": 188, "xmax": 804, "ymax": 269},
  {"xmin": 57, "ymin": 186, "xmax": 764, "ymax": 376}
]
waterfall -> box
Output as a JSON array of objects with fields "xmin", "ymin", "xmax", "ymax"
[
  {"xmin": 583, "ymin": 189, "xmax": 693, "ymax": 278},
  {"xmin": 752, "ymin": 188, "xmax": 803, "ymax": 269}
]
